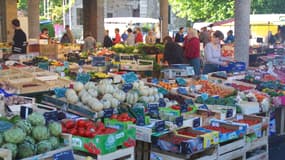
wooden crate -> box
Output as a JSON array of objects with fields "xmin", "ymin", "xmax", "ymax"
[
  {"xmin": 136, "ymin": 140, "xmax": 151, "ymax": 160},
  {"xmin": 74, "ymin": 147, "xmax": 135, "ymax": 160},
  {"xmin": 46, "ymin": 78, "xmax": 71, "ymax": 89},
  {"xmin": 0, "ymin": 133, "xmax": 73, "ymax": 160},
  {"xmin": 151, "ymin": 145, "xmax": 218, "ymax": 160},
  {"xmin": 8, "ymin": 80, "xmax": 49, "ymax": 94},
  {"xmin": 0, "ymin": 69, "xmax": 20, "ymax": 80},
  {"xmin": 4, "ymin": 73, "xmax": 34, "ymax": 84},
  {"xmin": 218, "ymin": 137, "xmax": 245, "ymax": 160}
]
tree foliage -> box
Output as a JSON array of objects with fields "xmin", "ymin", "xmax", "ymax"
[
  {"xmin": 17, "ymin": 0, "xmax": 74, "ymax": 24},
  {"xmin": 169, "ymin": 0, "xmax": 235, "ymax": 22},
  {"xmin": 169, "ymin": 0, "xmax": 285, "ymax": 22}
]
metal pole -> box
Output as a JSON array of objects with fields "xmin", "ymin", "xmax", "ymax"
[{"xmin": 69, "ymin": 0, "xmax": 72, "ymax": 29}]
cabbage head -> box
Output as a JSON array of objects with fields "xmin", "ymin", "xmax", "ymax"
[
  {"xmin": 16, "ymin": 120, "xmax": 32, "ymax": 135},
  {"xmin": 48, "ymin": 122, "xmax": 62, "ymax": 136},
  {"xmin": 49, "ymin": 136, "xmax": 60, "ymax": 149},
  {"xmin": 17, "ymin": 141, "xmax": 36, "ymax": 158},
  {"xmin": 24, "ymin": 136, "xmax": 36, "ymax": 145},
  {"xmin": 32, "ymin": 126, "xmax": 50, "ymax": 141},
  {"xmin": 28, "ymin": 113, "xmax": 46, "ymax": 126},
  {"xmin": 37, "ymin": 140, "xmax": 52, "ymax": 154},
  {"xmin": 4, "ymin": 127, "xmax": 26, "ymax": 144}
]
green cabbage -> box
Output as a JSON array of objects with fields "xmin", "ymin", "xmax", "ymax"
[
  {"xmin": 16, "ymin": 120, "xmax": 32, "ymax": 134},
  {"xmin": 17, "ymin": 141, "xmax": 36, "ymax": 158},
  {"xmin": 48, "ymin": 122, "xmax": 62, "ymax": 137},
  {"xmin": 24, "ymin": 136, "xmax": 36, "ymax": 145},
  {"xmin": 49, "ymin": 136, "xmax": 60, "ymax": 149},
  {"xmin": 4, "ymin": 127, "xmax": 26, "ymax": 144},
  {"xmin": 1, "ymin": 143, "xmax": 17, "ymax": 158},
  {"xmin": 32, "ymin": 126, "xmax": 50, "ymax": 141},
  {"xmin": 28, "ymin": 113, "xmax": 46, "ymax": 126},
  {"xmin": 37, "ymin": 140, "xmax": 52, "ymax": 154}
]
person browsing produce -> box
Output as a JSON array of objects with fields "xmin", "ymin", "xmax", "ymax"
[
  {"xmin": 163, "ymin": 36, "xmax": 184, "ymax": 66},
  {"xmin": 203, "ymin": 30, "xmax": 232, "ymax": 74},
  {"xmin": 184, "ymin": 28, "xmax": 201, "ymax": 75},
  {"xmin": 113, "ymin": 28, "xmax": 121, "ymax": 44}
]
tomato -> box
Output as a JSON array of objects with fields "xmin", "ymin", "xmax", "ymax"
[
  {"xmin": 111, "ymin": 114, "xmax": 118, "ymax": 119},
  {"xmin": 65, "ymin": 120, "xmax": 75, "ymax": 129},
  {"xmin": 77, "ymin": 119, "xmax": 87, "ymax": 128},
  {"xmin": 130, "ymin": 118, "xmax": 136, "ymax": 123},
  {"xmin": 62, "ymin": 126, "xmax": 67, "ymax": 133},
  {"xmin": 69, "ymin": 128, "xmax": 77, "ymax": 135},
  {"xmin": 85, "ymin": 130, "xmax": 92, "ymax": 137},
  {"xmin": 171, "ymin": 105, "xmax": 180, "ymax": 110},
  {"xmin": 78, "ymin": 129, "xmax": 86, "ymax": 137},
  {"xmin": 120, "ymin": 113, "xmax": 129, "ymax": 118},
  {"xmin": 85, "ymin": 121, "xmax": 94, "ymax": 127}
]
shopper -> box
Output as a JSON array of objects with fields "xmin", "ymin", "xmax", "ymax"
[
  {"xmin": 11, "ymin": 18, "xmax": 27, "ymax": 54},
  {"xmin": 199, "ymin": 27, "xmax": 210, "ymax": 47},
  {"xmin": 175, "ymin": 27, "xmax": 185, "ymax": 43},
  {"xmin": 39, "ymin": 28, "xmax": 49, "ymax": 39},
  {"xmin": 113, "ymin": 28, "xmax": 121, "ymax": 44},
  {"xmin": 103, "ymin": 30, "xmax": 113, "ymax": 48},
  {"xmin": 145, "ymin": 30, "xmax": 156, "ymax": 45},
  {"xmin": 184, "ymin": 28, "xmax": 201, "ymax": 76},
  {"xmin": 65, "ymin": 25, "xmax": 75, "ymax": 43},
  {"xmin": 224, "ymin": 30, "xmax": 235, "ymax": 44},
  {"xmin": 83, "ymin": 33, "xmax": 96, "ymax": 53},
  {"xmin": 135, "ymin": 28, "xmax": 143, "ymax": 44},
  {"xmin": 203, "ymin": 30, "xmax": 232, "ymax": 74},
  {"xmin": 163, "ymin": 36, "xmax": 184, "ymax": 66},
  {"xmin": 125, "ymin": 28, "xmax": 135, "ymax": 46},
  {"xmin": 121, "ymin": 31, "xmax": 128, "ymax": 43}
]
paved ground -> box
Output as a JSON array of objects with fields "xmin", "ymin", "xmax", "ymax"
[{"xmin": 269, "ymin": 135, "xmax": 285, "ymax": 160}]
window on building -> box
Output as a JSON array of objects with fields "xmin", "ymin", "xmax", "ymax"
[
  {"xmin": 133, "ymin": 9, "xmax": 140, "ymax": 17},
  {"xmin": 76, "ymin": 8, "xmax": 83, "ymax": 25},
  {"xmin": 107, "ymin": 13, "xmax": 113, "ymax": 18}
]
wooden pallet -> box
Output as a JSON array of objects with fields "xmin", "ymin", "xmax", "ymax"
[
  {"xmin": 218, "ymin": 137, "xmax": 245, "ymax": 160},
  {"xmin": 74, "ymin": 146, "xmax": 135, "ymax": 160},
  {"xmin": 0, "ymin": 133, "xmax": 73, "ymax": 160}
]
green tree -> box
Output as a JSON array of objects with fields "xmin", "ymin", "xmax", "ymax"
[
  {"xmin": 169, "ymin": 0, "xmax": 285, "ymax": 22},
  {"xmin": 169, "ymin": 0, "xmax": 235, "ymax": 22},
  {"xmin": 17, "ymin": 0, "xmax": 74, "ymax": 24}
]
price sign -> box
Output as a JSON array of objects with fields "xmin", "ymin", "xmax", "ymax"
[
  {"xmin": 226, "ymin": 109, "xmax": 233, "ymax": 118},
  {"xmin": 155, "ymin": 120, "xmax": 165, "ymax": 132},
  {"xmin": 20, "ymin": 106, "xmax": 33, "ymax": 119},
  {"xmin": 103, "ymin": 108, "xmax": 113, "ymax": 118},
  {"xmin": 175, "ymin": 116, "xmax": 183, "ymax": 127},
  {"xmin": 148, "ymin": 103, "xmax": 159, "ymax": 117},
  {"xmin": 44, "ymin": 111, "xmax": 58, "ymax": 122},
  {"xmin": 193, "ymin": 118, "xmax": 201, "ymax": 128},
  {"xmin": 136, "ymin": 116, "xmax": 145, "ymax": 126},
  {"xmin": 159, "ymin": 98, "xmax": 166, "ymax": 107},
  {"xmin": 53, "ymin": 150, "xmax": 74, "ymax": 160},
  {"xmin": 76, "ymin": 73, "xmax": 90, "ymax": 84},
  {"xmin": 180, "ymin": 104, "xmax": 188, "ymax": 113},
  {"xmin": 92, "ymin": 56, "xmax": 106, "ymax": 66},
  {"xmin": 186, "ymin": 66, "xmax": 195, "ymax": 76}
]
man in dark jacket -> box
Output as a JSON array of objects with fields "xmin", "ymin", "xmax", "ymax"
[{"xmin": 11, "ymin": 19, "xmax": 27, "ymax": 54}]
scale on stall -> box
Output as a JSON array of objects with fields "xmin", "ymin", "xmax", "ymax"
[{"xmin": 161, "ymin": 64, "xmax": 195, "ymax": 79}]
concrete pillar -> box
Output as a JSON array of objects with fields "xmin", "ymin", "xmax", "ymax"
[
  {"xmin": 27, "ymin": 0, "xmax": 40, "ymax": 39},
  {"xmin": 234, "ymin": 0, "xmax": 251, "ymax": 66},
  {"xmin": 4, "ymin": 0, "xmax": 17, "ymax": 42},
  {"xmin": 160, "ymin": 0, "xmax": 169, "ymax": 39},
  {"xmin": 83, "ymin": 0, "xmax": 104, "ymax": 43}
]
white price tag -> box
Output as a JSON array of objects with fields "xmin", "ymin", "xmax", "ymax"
[{"xmin": 236, "ymin": 114, "xmax": 243, "ymax": 120}]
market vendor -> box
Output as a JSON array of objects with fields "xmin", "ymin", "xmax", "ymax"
[
  {"xmin": 11, "ymin": 19, "xmax": 27, "ymax": 54},
  {"xmin": 39, "ymin": 28, "xmax": 49, "ymax": 39},
  {"xmin": 203, "ymin": 30, "xmax": 232, "ymax": 74},
  {"xmin": 163, "ymin": 36, "xmax": 184, "ymax": 65}
]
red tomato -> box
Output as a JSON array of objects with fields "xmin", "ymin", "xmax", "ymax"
[
  {"xmin": 85, "ymin": 121, "xmax": 94, "ymax": 127},
  {"xmin": 77, "ymin": 119, "xmax": 87, "ymax": 128},
  {"xmin": 171, "ymin": 105, "xmax": 180, "ymax": 110},
  {"xmin": 85, "ymin": 130, "xmax": 92, "ymax": 137},
  {"xmin": 69, "ymin": 128, "xmax": 77, "ymax": 135},
  {"xmin": 65, "ymin": 120, "xmax": 75, "ymax": 129},
  {"xmin": 111, "ymin": 114, "xmax": 118, "ymax": 119},
  {"xmin": 78, "ymin": 129, "xmax": 86, "ymax": 137}
]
